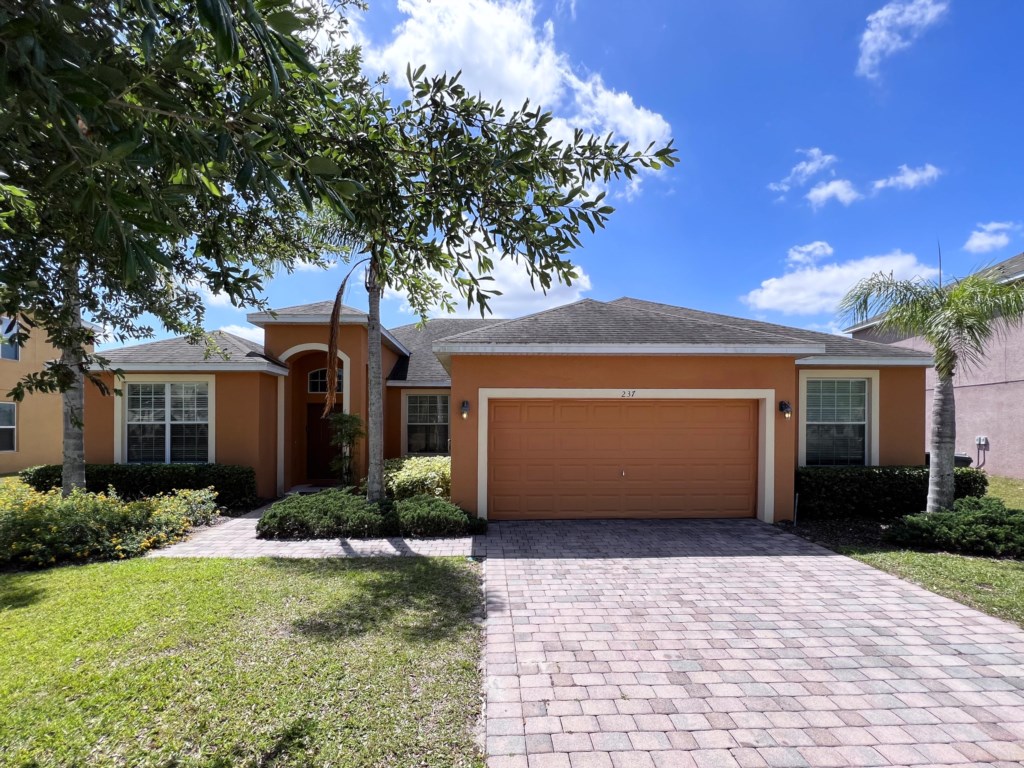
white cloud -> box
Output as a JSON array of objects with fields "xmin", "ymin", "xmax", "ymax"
[
  {"xmin": 293, "ymin": 258, "xmax": 344, "ymax": 272},
  {"xmin": 873, "ymin": 163, "xmax": 942, "ymax": 191},
  {"xmin": 963, "ymin": 221, "xmax": 1018, "ymax": 254},
  {"xmin": 857, "ymin": 0, "xmax": 949, "ymax": 80},
  {"xmin": 768, "ymin": 148, "xmax": 838, "ymax": 195},
  {"xmin": 555, "ymin": 0, "xmax": 577, "ymax": 20},
  {"xmin": 384, "ymin": 257, "xmax": 592, "ymax": 319},
  {"xmin": 806, "ymin": 179, "xmax": 862, "ymax": 210},
  {"xmin": 787, "ymin": 241, "xmax": 834, "ymax": 266},
  {"xmin": 361, "ymin": 0, "xmax": 670, "ymax": 195},
  {"xmin": 743, "ymin": 249, "xmax": 938, "ymax": 315},
  {"xmin": 183, "ymin": 279, "xmax": 236, "ymax": 309},
  {"xmin": 218, "ymin": 324, "xmax": 265, "ymax": 344}
]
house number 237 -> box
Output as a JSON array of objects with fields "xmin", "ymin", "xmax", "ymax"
[{"xmin": 621, "ymin": 390, "xmax": 637, "ymax": 398}]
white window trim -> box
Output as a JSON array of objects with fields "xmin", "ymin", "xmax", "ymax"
[
  {"xmin": 0, "ymin": 316, "xmax": 19, "ymax": 362},
  {"xmin": 0, "ymin": 402, "xmax": 16, "ymax": 452},
  {"xmin": 798, "ymin": 370, "xmax": 879, "ymax": 468},
  {"xmin": 475, "ymin": 388, "xmax": 776, "ymax": 523},
  {"xmin": 307, "ymin": 367, "xmax": 344, "ymax": 394},
  {"xmin": 402, "ymin": 389, "xmax": 451, "ymax": 456},
  {"xmin": 114, "ymin": 374, "xmax": 216, "ymax": 464}
]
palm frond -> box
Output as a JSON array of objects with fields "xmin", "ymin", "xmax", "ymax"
[{"xmin": 838, "ymin": 272, "xmax": 938, "ymax": 338}]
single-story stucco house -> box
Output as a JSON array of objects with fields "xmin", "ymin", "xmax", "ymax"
[{"xmin": 84, "ymin": 297, "xmax": 933, "ymax": 522}]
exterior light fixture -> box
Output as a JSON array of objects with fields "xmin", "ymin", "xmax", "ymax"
[
  {"xmin": 778, "ymin": 400, "xmax": 793, "ymax": 420},
  {"xmin": 461, "ymin": 400, "xmax": 470, "ymax": 420}
]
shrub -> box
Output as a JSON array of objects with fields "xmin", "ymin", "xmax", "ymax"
[
  {"xmin": 255, "ymin": 488, "xmax": 485, "ymax": 539},
  {"xmin": 19, "ymin": 463, "xmax": 258, "ymax": 511},
  {"xmin": 885, "ymin": 496, "xmax": 1024, "ymax": 558},
  {"xmin": 383, "ymin": 456, "xmax": 451, "ymax": 499},
  {"xmin": 256, "ymin": 488, "xmax": 399, "ymax": 539},
  {"xmin": 395, "ymin": 495, "xmax": 473, "ymax": 538},
  {"xmin": 0, "ymin": 481, "xmax": 219, "ymax": 569},
  {"xmin": 795, "ymin": 466, "xmax": 988, "ymax": 519}
]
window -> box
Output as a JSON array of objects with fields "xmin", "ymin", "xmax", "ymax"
[
  {"xmin": 308, "ymin": 368, "xmax": 343, "ymax": 394},
  {"xmin": 805, "ymin": 379, "xmax": 867, "ymax": 466},
  {"xmin": 0, "ymin": 403, "xmax": 14, "ymax": 451},
  {"xmin": 406, "ymin": 394, "xmax": 449, "ymax": 454},
  {"xmin": 1, "ymin": 316, "xmax": 18, "ymax": 361},
  {"xmin": 126, "ymin": 382, "xmax": 209, "ymax": 463}
]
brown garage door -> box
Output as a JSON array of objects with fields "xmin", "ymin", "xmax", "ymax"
[{"xmin": 488, "ymin": 399, "xmax": 758, "ymax": 520}]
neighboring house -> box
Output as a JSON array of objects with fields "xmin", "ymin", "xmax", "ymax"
[
  {"xmin": 0, "ymin": 317, "xmax": 70, "ymax": 473},
  {"xmin": 848, "ymin": 252, "xmax": 1024, "ymax": 479},
  {"xmin": 84, "ymin": 296, "xmax": 932, "ymax": 520}
]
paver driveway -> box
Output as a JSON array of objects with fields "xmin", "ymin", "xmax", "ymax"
[{"xmin": 482, "ymin": 520, "xmax": 1024, "ymax": 768}]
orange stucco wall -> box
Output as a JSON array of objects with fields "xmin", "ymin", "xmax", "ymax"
[
  {"xmin": 84, "ymin": 371, "xmax": 279, "ymax": 499},
  {"xmin": 879, "ymin": 367, "xmax": 927, "ymax": 465},
  {"xmin": 448, "ymin": 355, "xmax": 801, "ymax": 520},
  {"xmin": 449, "ymin": 355, "xmax": 928, "ymax": 522}
]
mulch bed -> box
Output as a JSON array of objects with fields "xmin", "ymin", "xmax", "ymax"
[{"xmin": 775, "ymin": 516, "xmax": 896, "ymax": 552}]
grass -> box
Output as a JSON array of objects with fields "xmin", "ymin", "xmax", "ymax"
[
  {"xmin": 988, "ymin": 474, "xmax": 1024, "ymax": 509},
  {"xmin": 850, "ymin": 548, "xmax": 1024, "ymax": 627},
  {"xmin": 784, "ymin": 474, "xmax": 1024, "ymax": 628},
  {"xmin": 0, "ymin": 557, "xmax": 484, "ymax": 768}
]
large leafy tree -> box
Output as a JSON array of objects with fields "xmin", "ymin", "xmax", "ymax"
[
  {"xmin": 316, "ymin": 67, "xmax": 677, "ymax": 502},
  {"xmin": 0, "ymin": 0, "xmax": 368, "ymax": 492},
  {"xmin": 841, "ymin": 272, "xmax": 1024, "ymax": 512}
]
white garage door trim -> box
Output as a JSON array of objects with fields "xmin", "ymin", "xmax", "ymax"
[{"xmin": 477, "ymin": 388, "xmax": 776, "ymax": 523}]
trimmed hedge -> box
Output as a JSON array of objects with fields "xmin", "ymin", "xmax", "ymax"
[
  {"xmin": 885, "ymin": 496, "xmax": 1024, "ymax": 558},
  {"xmin": 256, "ymin": 488, "xmax": 484, "ymax": 540},
  {"xmin": 796, "ymin": 466, "xmax": 988, "ymax": 519},
  {"xmin": 0, "ymin": 481, "xmax": 219, "ymax": 569},
  {"xmin": 19, "ymin": 463, "xmax": 258, "ymax": 511},
  {"xmin": 383, "ymin": 456, "xmax": 451, "ymax": 499}
]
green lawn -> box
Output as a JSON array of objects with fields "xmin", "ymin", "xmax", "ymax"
[
  {"xmin": 0, "ymin": 557, "xmax": 484, "ymax": 768},
  {"xmin": 988, "ymin": 474, "xmax": 1024, "ymax": 509},
  {"xmin": 849, "ymin": 548, "xmax": 1024, "ymax": 626}
]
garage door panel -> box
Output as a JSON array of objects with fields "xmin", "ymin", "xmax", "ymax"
[{"xmin": 488, "ymin": 398, "xmax": 758, "ymax": 520}]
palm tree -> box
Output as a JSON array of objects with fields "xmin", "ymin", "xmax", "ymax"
[{"xmin": 840, "ymin": 271, "xmax": 1024, "ymax": 512}]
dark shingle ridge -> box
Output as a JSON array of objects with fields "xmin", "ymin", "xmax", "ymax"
[
  {"xmin": 612, "ymin": 298, "xmax": 931, "ymax": 359},
  {"xmin": 432, "ymin": 298, "xmax": 827, "ymax": 347},
  {"xmin": 387, "ymin": 317, "xmax": 505, "ymax": 383},
  {"xmin": 102, "ymin": 331, "xmax": 284, "ymax": 367},
  {"xmin": 265, "ymin": 300, "xmax": 363, "ymax": 316}
]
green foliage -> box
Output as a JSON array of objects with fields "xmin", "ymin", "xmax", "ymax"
[
  {"xmin": 1, "ymin": 0, "xmax": 369, "ymax": 399},
  {"xmin": 19, "ymin": 463, "xmax": 257, "ymax": 511},
  {"xmin": 796, "ymin": 466, "xmax": 988, "ymax": 519},
  {"xmin": 256, "ymin": 488, "xmax": 394, "ymax": 539},
  {"xmin": 0, "ymin": 482, "xmax": 218, "ymax": 569},
  {"xmin": 383, "ymin": 456, "xmax": 452, "ymax": 500},
  {"xmin": 395, "ymin": 495, "xmax": 474, "ymax": 538},
  {"xmin": 885, "ymin": 497, "xmax": 1024, "ymax": 559},
  {"xmin": 256, "ymin": 486, "xmax": 482, "ymax": 539},
  {"xmin": 328, "ymin": 412, "xmax": 365, "ymax": 484}
]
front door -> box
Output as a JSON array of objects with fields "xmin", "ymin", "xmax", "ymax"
[{"xmin": 306, "ymin": 404, "xmax": 342, "ymax": 481}]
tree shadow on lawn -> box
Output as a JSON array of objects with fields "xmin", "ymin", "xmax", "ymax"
[
  {"xmin": 0, "ymin": 574, "xmax": 45, "ymax": 610},
  {"xmin": 780, "ymin": 516, "xmax": 901, "ymax": 556},
  {"xmin": 265, "ymin": 557, "xmax": 482, "ymax": 644}
]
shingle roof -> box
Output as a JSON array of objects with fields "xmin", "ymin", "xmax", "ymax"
[
  {"xmin": 246, "ymin": 300, "xmax": 364, "ymax": 326},
  {"xmin": 387, "ymin": 317, "xmax": 505, "ymax": 384},
  {"xmin": 100, "ymin": 331, "xmax": 285, "ymax": 370},
  {"xmin": 433, "ymin": 298, "xmax": 826, "ymax": 350},
  {"xmin": 612, "ymin": 298, "xmax": 932, "ymax": 360},
  {"xmin": 980, "ymin": 251, "xmax": 1024, "ymax": 282}
]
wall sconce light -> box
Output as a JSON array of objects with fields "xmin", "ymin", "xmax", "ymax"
[
  {"xmin": 778, "ymin": 400, "xmax": 792, "ymax": 420},
  {"xmin": 461, "ymin": 400, "xmax": 470, "ymax": 420}
]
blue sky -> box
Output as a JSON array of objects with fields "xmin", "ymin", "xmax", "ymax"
[{"xmin": 112, "ymin": 0, "xmax": 1024, "ymax": 348}]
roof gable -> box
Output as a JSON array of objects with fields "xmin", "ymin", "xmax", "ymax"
[{"xmin": 99, "ymin": 331, "xmax": 286, "ymax": 373}]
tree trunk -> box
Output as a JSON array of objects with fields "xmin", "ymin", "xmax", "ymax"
[
  {"xmin": 926, "ymin": 372, "xmax": 956, "ymax": 513},
  {"xmin": 61, "ymin": 296, "xmax": 86, "ymax": 496},
  {"xmin": 365, "ymin": 262, "xmax": 385, "ymax": 503}
]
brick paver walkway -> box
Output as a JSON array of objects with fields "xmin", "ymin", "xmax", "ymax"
[
  {"xmin": 482, "ymin": 520, "xmax": 1024, "ymax": 768},
  {"xmin": 149, "ymin": 508, "xmax": 476, "ymax": 558}
]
